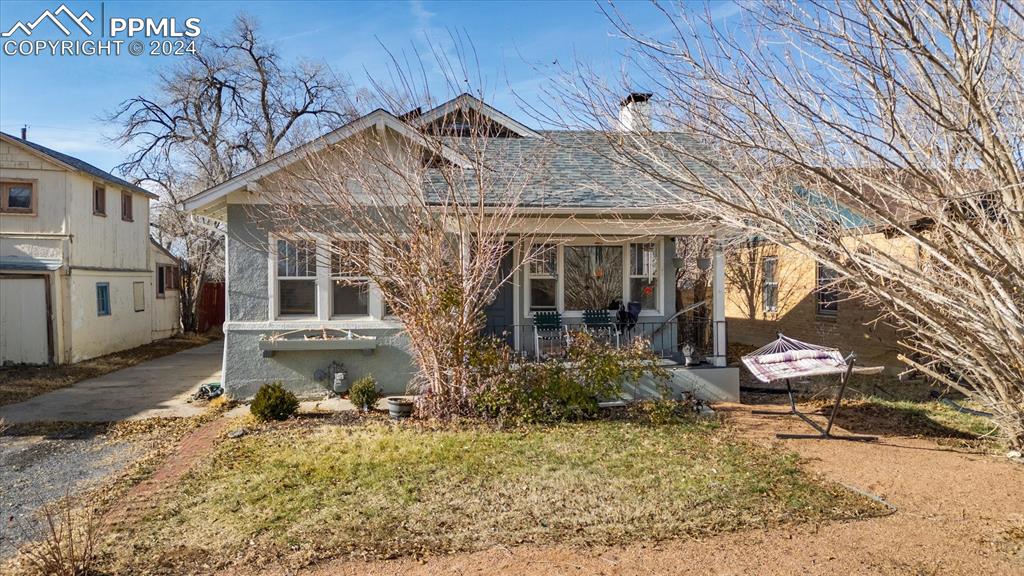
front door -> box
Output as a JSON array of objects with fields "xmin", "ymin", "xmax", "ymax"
[{"xmin": 482, "ymin": 250, "xmax": 515, "ymax": 347}]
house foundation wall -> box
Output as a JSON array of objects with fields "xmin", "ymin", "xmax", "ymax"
[{"xmin": 222, "ymin": 327, "xmax": 415, "ymax": 400}]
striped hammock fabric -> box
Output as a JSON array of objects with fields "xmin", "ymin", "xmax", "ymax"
[{"xmin": 742, "ymin": 334, "xmax": 849, "ymax": 384}]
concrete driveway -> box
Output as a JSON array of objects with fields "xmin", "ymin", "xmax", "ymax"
[{"xmin": 0, "ymin": 340, "xmax": 223, "ymax": 423}]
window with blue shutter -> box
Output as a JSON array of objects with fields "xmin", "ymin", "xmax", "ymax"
[{"xmin": 96, "ymin": 283, "xmax": 111, "ymax": 316}]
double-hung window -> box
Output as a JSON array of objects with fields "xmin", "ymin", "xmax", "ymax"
[
  {"xmin": 276, "ymin": 238, "xmax": 317, "ymax": 317},
  {"xmin": 762, "ymin": 256, "xmax": 778, "ymax": 313},
  {"xmin": 816, "ymin": 262, "xmax": 839, "ymax": 316},
  {"xmin": 629, "ymin": 243, "xmax": 658, "ymax": 310},
  {"xmin": 331, "ymin": 240, "xmax": 370, "ymax": 317},
  {"xmin": 527, "ymin": 243, "xmax": 558, "ymax": 311}
]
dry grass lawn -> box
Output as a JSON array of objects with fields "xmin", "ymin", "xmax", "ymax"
[
  {"xmin": 0, "ymin": 334, "xmax": 218, "ymax": 406},
  {"xmin": 98, "ymin": 414, "xmax": 884, "ymax": 574}
]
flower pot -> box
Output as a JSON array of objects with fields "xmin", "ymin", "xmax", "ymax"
[{"xmin": 387, "ymin": 397, "xmax": 414, "ymax": 420}]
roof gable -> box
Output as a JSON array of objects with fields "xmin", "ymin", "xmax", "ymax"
[
  {"xmin": 0, "ymin": 132, "xmax": 155, "ymax": 198},
  {"xmin": 409, "ymin": 94, "xmax": 540, "ymax": 138},
  {"xmin": 182, "ymin": 109, "xmax": 473, "ymax": 215},
  {"xmin": 149, "ymin": 238, "xmax": 181, "ymax": 263}
]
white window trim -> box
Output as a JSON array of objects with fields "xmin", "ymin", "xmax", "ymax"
[
  {"xmin": 269, "ymin": 233, "xmax": 397, "ymax": 323},
  {"xmin": 523, "ymin": 237, "xmax": 664, "ymax": 318},
  {"xmin": 269, "ymin": 234, "xmax": 319, "ymax": 321},
  {"xmin": 626, "ymin": 240, "xmax": 663, "ymax": 315},
  {"xmin": 762, "ymin": 256, "xmax": 779, "ymax": 313},
  {"xmin": 525, "ymin": 241, "xmax": 559, "ymax": 313},
  {"xmin": 816, "ymin": 262, "xmax": 839, "ymax": 316},
  {"xmin": 329, "ymin": 235, "xmax": 375, "ymax": 321}
]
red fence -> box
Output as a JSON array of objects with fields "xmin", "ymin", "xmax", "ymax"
[{"xmin": 197, "ymin": 281, "xmax": 225, "ymax": 333}]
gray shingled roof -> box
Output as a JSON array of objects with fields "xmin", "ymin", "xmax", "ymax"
[
  {"xmin": 1, "ymin": 131, "xmax": 153, "ymax": 197},
  {"xmin": 424, "ymin": 131, "xmax": 723, "ymax": 210}
]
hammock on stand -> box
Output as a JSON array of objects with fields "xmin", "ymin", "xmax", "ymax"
[{"xmin": 742, "ymin": 333, "xmax": 883, "ymax": 441}]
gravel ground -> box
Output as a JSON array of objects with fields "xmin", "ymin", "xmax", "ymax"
[{"xmin": 0, "ymin": 425, "xmax": 142, "ymax": 558}]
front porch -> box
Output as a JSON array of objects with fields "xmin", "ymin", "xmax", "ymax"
[
  {"xmin": 482, "ymin": 313, "xmax": 724, "ymax": 365},
  {"xmin": 482, "ymin": 234, "xmax": 730, "ymax": 365},
  {"xmin": 479, "ymin": 232, "xmax": 738, "ymax": 401}
]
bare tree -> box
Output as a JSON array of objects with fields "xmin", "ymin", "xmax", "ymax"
[
  {"xmin": 257, "ymin": 45, "xmax": 553, "ymax": 417},
  {"xmin": 544, "ymin": 1, "xmax": 1024, "ymax": 449},
  {"xmin": 108, "ymin": 14, "xmax": 355, "ymax": 332}
]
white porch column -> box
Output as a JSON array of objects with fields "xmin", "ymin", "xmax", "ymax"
[{"xmin": 711, "ymin": 239, "xmax": 727, "ymax": 367}]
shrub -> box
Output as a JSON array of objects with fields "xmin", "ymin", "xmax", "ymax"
[
  {"xmin": 470, "ymin": 331, "xmax": 668, "ymax": 425},
  {"xmin": 630, "ymin": 396, "xmax": 701, "ymax": 426},
  {"xmin": 348, "ymin": 376, "xmax": 381, "ymax": 411},
  {"xmin": 250, "ymin": 382, "xmax": 299, "ymax": 421},
  {"xmin": 16, "ymin": 498, "xmax": 102, "ymax": 576}
]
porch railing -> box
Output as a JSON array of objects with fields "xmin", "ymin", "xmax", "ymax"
[{"xmin": 482, "ymin": 315, "xmax": 724, "ymax": 365}]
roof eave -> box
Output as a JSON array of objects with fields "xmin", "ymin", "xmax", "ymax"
[
  {"xmin": 0, "ymin": 133, "xmax": 157, "ymax": 199},
  {"xmin": 181, "ymin": 109, "xmax": 473, "ymax": 214}
]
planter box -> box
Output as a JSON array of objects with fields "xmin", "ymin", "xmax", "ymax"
[{"xmin": 259, "ymin": 336, "xmax": 378, "ymax": 357}]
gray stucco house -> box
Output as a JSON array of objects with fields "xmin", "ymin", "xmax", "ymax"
[{"xmin": 184, "ymin": 94, "xmax": 739, "ymax": 401}]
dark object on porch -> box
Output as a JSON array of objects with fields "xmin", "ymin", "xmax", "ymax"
[
  {"xmin": 615, "ymin": 301, "xmax": 641, "ymax": 336},
  {"xmin": 533, "ymin": 311, "xmax": 569, "ymax": 360},
  {"xmin": 583, "ymin": 309, "xmax": 620, "ymax": 347},
  {"xmin": 742, "ymin": 333, "xmax": 884, "ymax": 441}
]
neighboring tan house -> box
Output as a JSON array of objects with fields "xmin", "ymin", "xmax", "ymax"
[
  {"xmin": 0, "ymin": 131, "xmax": 181, "ymax": 365},
  {"xmin": 184, "ymin": 93, "xmax": 740, "ymax": 401},
  {"xmin": 723, "ymin": 210, "xmax": 919, "ymax": 372}
]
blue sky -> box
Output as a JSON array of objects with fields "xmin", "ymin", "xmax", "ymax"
[{"xmin": 0, "ymin": 0, "xmax": 741, "ymax": 174}]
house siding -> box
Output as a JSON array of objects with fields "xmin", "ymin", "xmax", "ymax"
[
  {"xmin": 226, "ymin": 204, "xmax": 271, "ymax": 322},
  {"xmin": 222, "ymin": 328, "xmax": 414, "ymax": 400},
  {"xmin": 221, "ymin": 204, "xmax": 413, "ymax": 399}
]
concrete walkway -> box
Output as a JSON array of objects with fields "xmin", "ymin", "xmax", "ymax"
[{"xmin": 0, "ymin": 340, "xmax": 223, "ymax": 423}]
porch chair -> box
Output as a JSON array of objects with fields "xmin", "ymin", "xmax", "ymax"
[
  {"xmin": 533, "ymin": 311, "xmax": 569, "ymax": 360},
  {"xmin": 582, "ymin": 309, "xmax": 620, "ymax": 348}
]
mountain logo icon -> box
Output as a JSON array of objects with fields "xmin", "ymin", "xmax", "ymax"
[{"xmin": 2, "ymin": 4, "xmax": 94, "ymax": 38}]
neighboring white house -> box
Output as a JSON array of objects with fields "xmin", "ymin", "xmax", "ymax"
[{"xmin": 0, "ymin": 131, "xmax": 181, "ymax": 365}]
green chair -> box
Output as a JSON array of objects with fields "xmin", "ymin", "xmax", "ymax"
[
  {"xmin": 533, "ymin": 311, "xmax": 568, "ymax": 360},
  {"xmin": 583, "ymin": 309, "xmax": 620, "ymax": 348}
]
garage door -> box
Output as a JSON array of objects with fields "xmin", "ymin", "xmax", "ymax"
[{"xmin": 0, "ymin": 277, "xmax": 49, "ymax": 365}]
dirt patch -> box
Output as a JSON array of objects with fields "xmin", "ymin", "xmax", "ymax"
[
  {"xmin": 0, "ymin": 426, "xmax": 144, "ymax": 559},
  {"xmin": 0, "ymin": 334, "xmax": 219, "ymax": 407},
  {"xmin": 218, "ymin": 403, "xmax": 1024, "ymax": 576}
]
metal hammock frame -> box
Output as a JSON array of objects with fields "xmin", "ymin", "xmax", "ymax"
[{"xmin": 742, "ymin": 333, "xmax": 880, "ymax": 441}]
